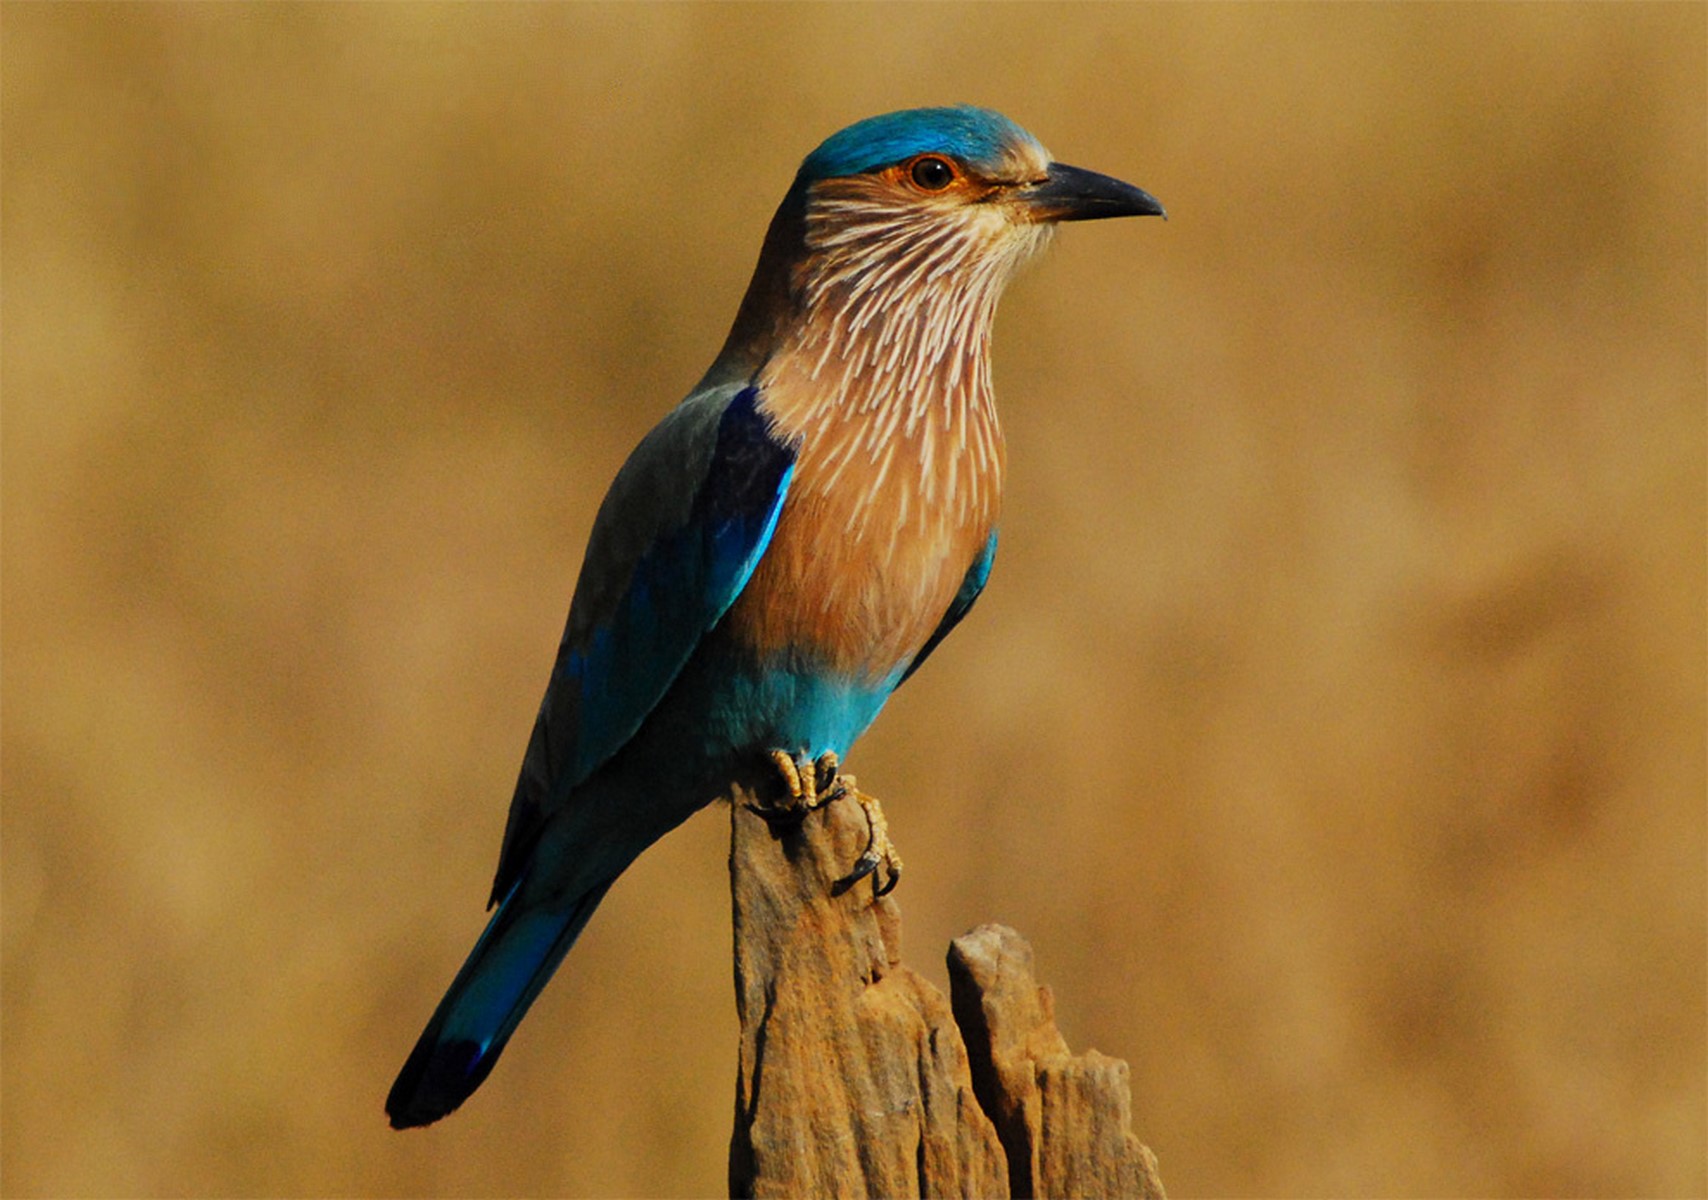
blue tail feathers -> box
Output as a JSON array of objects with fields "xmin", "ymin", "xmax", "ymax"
[{"xmin": 386, "ymin": 880, "xmax": 614, "ymax": 1129}]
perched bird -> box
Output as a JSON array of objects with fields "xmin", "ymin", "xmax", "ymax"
[{"xmin": 386, "ymin": 105, "xmax": 1163, "ymax": 1129}]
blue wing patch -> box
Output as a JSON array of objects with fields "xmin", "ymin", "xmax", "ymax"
[{"xmin": 489, "ymin": 385, "xmax": 794, "ymax": 905}]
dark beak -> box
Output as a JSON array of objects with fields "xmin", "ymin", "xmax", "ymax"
[{"xmin": 1021, "ymin": 162, "xmax": 1166, "ymax": 223}]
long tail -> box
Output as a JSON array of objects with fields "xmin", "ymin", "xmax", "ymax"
[{"xmin": 386, "ymin": 879, "xmax": 613, "ymax": 1129}]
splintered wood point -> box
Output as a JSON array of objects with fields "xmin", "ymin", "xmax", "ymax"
[{"xmin": 728, "ymin": 783, "xmax": 1166, "ymax": 1199}]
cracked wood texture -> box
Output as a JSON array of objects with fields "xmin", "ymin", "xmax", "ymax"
[{"xmin": 728, "ymin": 784, "xmax": 1166, "ymax": 1199}]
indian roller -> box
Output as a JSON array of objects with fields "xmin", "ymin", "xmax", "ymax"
[{"xmin": 386, "ymin": 105, "xmax": 1163, "ymax": 1129}]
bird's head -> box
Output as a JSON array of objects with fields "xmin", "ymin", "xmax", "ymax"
[
  {"xmin": 798, "ymin": 105, "xmax": 1162, "ymax": 229},
  {"xmin": 712, "ymin": 107, "xmax": 1162, "ymax": 382}
]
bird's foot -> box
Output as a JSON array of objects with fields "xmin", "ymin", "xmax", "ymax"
[
  {"xmin": 751, "ymin": 750, "xmax": 902, "ymax": 897},
  {"xmin": 762, "ymin": 748, "xmax": 842, "ymax": 813},
  {"xmin": 833, "ymin": 778, "xmax": 902, "ymax": 898}
]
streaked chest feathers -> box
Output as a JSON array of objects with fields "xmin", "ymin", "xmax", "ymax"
[{"xmin": 723, "ymin": 178, "xmax": 1053, "ymax": 678}]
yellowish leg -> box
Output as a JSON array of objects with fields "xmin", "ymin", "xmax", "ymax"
[
  {"xmin": 757, "ymin": 749, "xmax": 902, "ymax": 896},
  {"xmin": 835, "ymin": 776, "xmax": 902, "ymax": 897},
  {"xmin": 767, "ymin": 748, "xmax": 822, "ymax": 809}
]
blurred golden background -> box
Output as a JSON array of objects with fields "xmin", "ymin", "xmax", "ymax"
[{"xmin": 3, "ymin": 4, "xmax": 1702, "ymax": 1196}]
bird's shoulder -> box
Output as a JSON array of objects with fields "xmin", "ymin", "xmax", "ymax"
[{"xmin": 563, "ymin": 382, "xmax": 776, "ymax": 643}]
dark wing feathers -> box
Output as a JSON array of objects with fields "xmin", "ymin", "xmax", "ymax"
[{"xmin": 489, "ymin": 385, "xmax": 794, "ymax": 906}]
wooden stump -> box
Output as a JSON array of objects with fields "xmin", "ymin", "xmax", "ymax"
[{"xmin": 728, "ymin": 785, "xmax": 1166, "ymax": 1199}]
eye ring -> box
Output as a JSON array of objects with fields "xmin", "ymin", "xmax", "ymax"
[{"xmin": 908, "ymin": 155, "xmax": 956, "ymax": 191}]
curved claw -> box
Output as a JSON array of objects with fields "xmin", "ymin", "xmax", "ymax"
[
  {"xmin": 831, "ymin": 850, "xmax": 900, "ymax": 897},
  {"xmin": 831, "ymin": 851, "xmax": 879, "ymax": 896},
  {"xmin": 811, "ymin": 751, "xmax": 843, "ymax": 797},
  {"xmin": 759, "ymin": 747, "xmax": 904, "ymax": 899}
]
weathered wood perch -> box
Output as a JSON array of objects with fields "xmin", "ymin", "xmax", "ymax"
[{"xmin": 728, "ymin": 781, "xmax": 1166, "ymax": 1199}]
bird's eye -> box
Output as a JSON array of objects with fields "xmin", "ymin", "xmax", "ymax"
[{"xmin": 909, "ymin": 156, "xmax": 956, "ymax": 191}]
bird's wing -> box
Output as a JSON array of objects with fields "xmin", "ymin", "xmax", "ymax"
[
  {"xmin": 897, "ymin": 528, "xmax": 998, "ymax": 687},
  {"xmin": 488, "ymin": 383, "xmax": 795, "ymax": 906}
]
